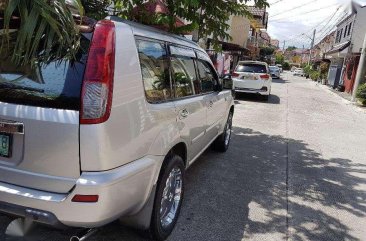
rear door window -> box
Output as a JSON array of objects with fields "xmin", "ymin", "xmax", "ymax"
[
  {"xmin": 0, "ymin": 36, "xmax": 90, "ymax": 111},
  {"xmin": 136, "ymin": 40, "xmax": 172, "ymax": 103},
  {"xmin": 196, "ymin": 60, "xmax": 216, "ymax": 93},
  {"xmin": 171, "ymin": 56, "xmax": 199, "ymax": 98},
  {"xmin": 169, "ymin": 46, "xmax": 200, "ymax": 98},
  {"xmin": 236, "ymin": 64, "xmax": 267, "ymax": 73}
]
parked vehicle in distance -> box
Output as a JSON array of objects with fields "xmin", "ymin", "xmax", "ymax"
[
  {"xmin": 0, "ymin": 18, "xmax": 234, "ymax": 241},
  {"xmin": 232, "ymin": 61, "xmax": 272, "ymax": 101},
  {"xmin": 276, "ymin": 64, "xmax": 283, "ymax": 73},
  {"xmin": 294, "ymin": 68, "xmax": 305, "ymax": 76},
  {"xmin": 291, "ymin": 66, "xmax": 297, "ymax": 72},
  {"xmin": 269, "ymin": 66, "xmax": 281, "ymax": 79}
]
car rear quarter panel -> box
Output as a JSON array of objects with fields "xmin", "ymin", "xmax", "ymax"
[{"xmin": 80, "ymin": 22, "xmax": 184, "ymax": 172}]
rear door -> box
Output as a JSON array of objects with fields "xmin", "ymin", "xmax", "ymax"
[
  {"xmin": 234, "ymin": 63, "xmax": 269, "ymax": 89},
  {"xmin": 0, "ymin": 35, "xmax": 91, "ymax": 193},
  {"xmin": 195, "ymin": 58, "xmax": 227, "ymax": 142},
  {"xmin": 170, "ymin": 46, "xmax": 207, "ymax": 161}
]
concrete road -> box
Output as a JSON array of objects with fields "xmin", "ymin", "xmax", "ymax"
[{"xmin": 1, "ymin": 72, "xmax": 366, "ymax": 241}]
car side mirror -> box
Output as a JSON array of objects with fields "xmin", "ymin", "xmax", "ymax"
[{"xmin": 222, "ymin": 75, "xmax": 233, "ymax": 90}]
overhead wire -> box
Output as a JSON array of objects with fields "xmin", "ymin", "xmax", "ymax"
[
  {"xmin": 269, "ymin": 0, "xmax": 318, "ymax": 18},
  {"xmin": 271, "ymin": 3, "xmax": 340, "ymax": 22}
]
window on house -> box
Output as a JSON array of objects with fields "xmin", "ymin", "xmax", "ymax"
[
  {"xmin": 339, "ymin": 29, "xmax": 343, "ymax": 42},
  {"xmin": 348, "ymin": 23, "xmax": 352, "ymax": 36},
  {"xmin": 344, "ymin": 26, "xmax": 348, "ymax": 38},
  {"xmin": 336, "ymin": 31, "xmax": 340, "ymax": 43}
]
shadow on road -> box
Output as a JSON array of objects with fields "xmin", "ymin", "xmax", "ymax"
[
  {"xmin": 1, "ymin": 128, "xmax": 365, "ymax": 241},
  {"xmin": 272, "ymin": 78, "xmax": 289, "ymax": 84},
  {"xmin": 170, "ymin": 127, "xmax": 365, "ymax": 241},
  {"xmin": 235, "ymin": 93, "xmax": 281, "ymax": 105}
]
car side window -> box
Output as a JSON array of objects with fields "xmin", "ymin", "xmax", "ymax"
[
  {"xmin": 196, "ymin": 60, "xmax": 216, "ymax": 93},
  {"xmin": 171, "ymin": 56, "xmax": 200, "ymax": 98},
  {"xmin": 136, "ymin": 40, "xmax": 171, "ymax": 103}
]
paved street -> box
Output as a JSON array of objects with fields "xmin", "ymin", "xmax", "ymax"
[{"xmin": 1, "ymin": 72, "xmax": 366, "ymax": 241}]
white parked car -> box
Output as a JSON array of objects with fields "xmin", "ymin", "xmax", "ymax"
[
  {"xmin": 294, "ymin": 68, "xmax": 305, "ymax": 76},
  {"xmin": 269, "ymin": 66, "xmax": 281, "ymax": 79},
  {"xmin": 232, "ymin": 61, "xmax": 272, "ymax": 101},
  {"xmin": 276, "ymin": 64, "xmax": 283, "ymax": 73},
  {"xmin": 0, "ymin": 18, "xmax": 234, "ymax": 241}
]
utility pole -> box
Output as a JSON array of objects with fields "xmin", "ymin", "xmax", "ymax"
[
  {"xmin": 283, "ymin": 40, "xmax": 286, "ymax": 51},
  {"xmin": 351, "ymin": 32, "xmax": 366, "ymax": 102},
  {"xmin": 308, "ymin": 29, "xmax": 316, "ymax": 65}
]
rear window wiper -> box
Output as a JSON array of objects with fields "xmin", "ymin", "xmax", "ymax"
[{"xmin": 0, "ymin": 82, "xmax": 45, "ymax": 93}]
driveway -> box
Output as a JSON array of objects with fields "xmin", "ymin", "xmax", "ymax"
[{"xmin": 1, "ymin": 72, "xmax": 366, "ymax": 241}]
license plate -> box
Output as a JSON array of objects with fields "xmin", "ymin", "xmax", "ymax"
[
  {"xmin": 241, "ymin": 75, "xmax": 258, "ymax": 80},
  {"xmin": 0, "ymin": 133, "xmax": 12, "ymax": 158}
]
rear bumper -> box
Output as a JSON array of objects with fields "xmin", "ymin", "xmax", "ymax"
[
  {"xmin": 0, "ymin": 155, "xmax": 162, "ymax": 228},
  {"xmin": 234, "ymin": 84, "xmax": 271, "ymax": 95}
]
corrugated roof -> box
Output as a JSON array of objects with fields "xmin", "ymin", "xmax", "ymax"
[{"xmin": 247, "ymin": 6, "xmax": 266, "ymax": 17}]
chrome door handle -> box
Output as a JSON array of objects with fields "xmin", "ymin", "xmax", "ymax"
[{"xmin": 179, "ymin": 109, "xmax": 189, "ymax": 119}]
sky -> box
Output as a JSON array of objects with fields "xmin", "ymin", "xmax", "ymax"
[{"xmin": 256, "ymin": 0, "xmax": 366, "ymax": 49}]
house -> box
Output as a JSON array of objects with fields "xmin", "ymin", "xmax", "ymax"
[
  {"xmin": 326, "ymin": 2, "xmax": 366, "ymax": 91},
  {"xmin": 205, "ymin": 14, "xmax": 252, "ymax": 75},
  {"xmin": 246, "ymin": 6, "xmax": 269, "ymax": 59},
  {"xmin": 284, "ymin": 48, "xmax": 310, "ymax": 67},
  {"xmin": 271, "ymin": 39, "xmax": 280, "ymax": 49},
  {"xmin": 312, "ymin": 31, "xmax": 336, "ymax": 62}
]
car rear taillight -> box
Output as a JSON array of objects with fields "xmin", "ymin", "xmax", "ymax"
[
  {"xmin": 80, "ymin": 20, "xmax": 116, "ymax": 124},
  {"xmin": 260, "ymin": 74, "xmax": 270, "ymax": 80},
  {"xmin": 232, "ymin": 73, "xmax": 240, "ymax": 78}
]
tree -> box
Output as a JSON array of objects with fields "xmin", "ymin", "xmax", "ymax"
[
  {"xmin": 275, "ymin": 53, "xmax": 284, "ymax": 65},
  {"xmin": 113, "ymin": 0, "xmax": 269, "ymax": 50},
  {"xmin": 286, "ymin": 46, "xmax": 296, "ymax": 51},
  {"xmin": 1, "ymin": 0, "xmax": 270, "ymax": 66},
  {"xmin": 259, "ymin": 47, "xmax": 275, "ymax": 57}
]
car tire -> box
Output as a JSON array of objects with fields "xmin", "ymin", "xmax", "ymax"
[
  {"xmin": 213, "ymin": 112, "xmax": 233, "ymax": 152},
  {"xmin": 149, "ymin": 155, "xmax": 185, "ymax": 241}
]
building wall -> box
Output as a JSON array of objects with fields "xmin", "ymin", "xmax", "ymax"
[
  {"xmin": 229, "ymin": 16, "xmax": 251, "ymax": 47},
  {"xmin": 335, "ymin": 14, "xmax": 354, "ymax": 46},
  {"xmin": 352, "ymin": 6, "xmax": 366, "ymax": 53}
]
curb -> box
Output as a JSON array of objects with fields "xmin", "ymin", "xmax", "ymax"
[{"xmin": 310, "ymin": 81, "xmax": 366, "ymax": 114}]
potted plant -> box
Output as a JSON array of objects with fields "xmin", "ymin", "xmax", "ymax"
[{"xmin": 356, "ymin": 83, "xmax": 366, "ymax": 106}]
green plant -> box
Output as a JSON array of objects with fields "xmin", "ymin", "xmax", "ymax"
[
  {"xmin": 283, "ymin": 62, "xmax": 290, "ymax": 70},
  {"xmin": 356, "ymin": 83, "xmax": 366, "ymax": 106},
  {"xmin": 1, "ymin": 0, "xmax": 84, "ymax": 67},
  {"xmin": 310, "ymin": 70, "xmax": 320, "ymax": 81},
  {"xmin": 303, "ymin": 65, "xmax": 312, "ymax": 76}
]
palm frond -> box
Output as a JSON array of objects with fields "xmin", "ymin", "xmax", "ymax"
[{"xmin": 1, "ymin": 0, "xmax": 84, "ymax": 67}]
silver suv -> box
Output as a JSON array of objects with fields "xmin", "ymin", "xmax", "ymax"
[{"xmin": 0, "ymin": 18, "xmax": 234, "ymax": 240}]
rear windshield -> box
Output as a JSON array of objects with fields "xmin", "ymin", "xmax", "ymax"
[
  {"xmin": 0, "ymin": 35, "xmax": 91, "ymax": 111},
  {"xmin": 269, "ymin": 67, "xmax": 279, "ymax": 71},
  {"xmin": 235, "ymin": 64, "xmax": 267, "ymax": 73}
]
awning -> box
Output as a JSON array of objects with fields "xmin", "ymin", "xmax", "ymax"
[
  {"xmin": 326, "ymin": 41, "xmax": 351, "ymax": 55},
  {"xmin": 206, "ymin": 38, "xmax": 250, "ymax": 55}
]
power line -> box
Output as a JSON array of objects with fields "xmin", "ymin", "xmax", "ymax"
[
  {"xmin": 271, "ymin": 3, "xmax": 339, "ymax": 22},
  {"xmin": 269, "ymin": 0, "xmax": 318, "ymax": 18},
  {"xmin": 270, "ymin": 0, "xmax": 286, "ymax": 6}
]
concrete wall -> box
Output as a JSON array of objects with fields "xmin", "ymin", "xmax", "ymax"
[
  {"xmin": 229, "ymin": 16, "xmax": 251, "ymax": 47},
  {"xmin": 352, "ymin": 6, "xmax": 366, "ymax": 53}
]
